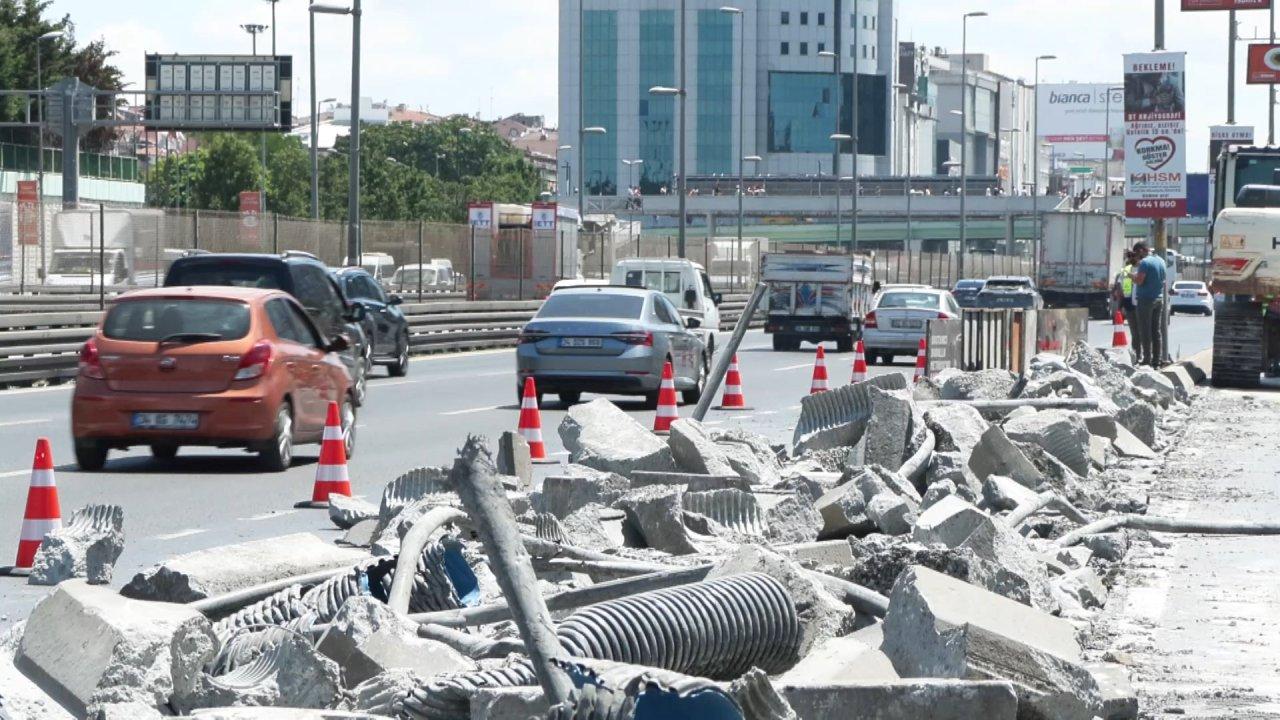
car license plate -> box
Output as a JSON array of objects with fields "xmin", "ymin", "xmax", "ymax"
[
  {"xmin": 560, "ymin": 337, "xmax": 603, "ymax": 349},
  {"xmin": 891, "ymin": 319, "xmax": 924, "ymax": 329},
  {"xmin": 1178, "ymin": 291, "xmax": 1196, "ymax": 297},
  {"xmin": 131, "ymin": 412, "xmax": 199, "ymax": 430},
  {"xmin": 796, "ymin": 325, "xmax": 820, "ymax": 333}
]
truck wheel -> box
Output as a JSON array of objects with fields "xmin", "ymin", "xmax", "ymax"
[
  {"xmin": 771, "ymin": 335, "xmax": 787, "ymax": 352},
  {"xmin": 1211, "ymin": 299, "xmax": 1263, "ymax": 389},
  {"xmin": 836, "ymin": 337, "xmax": 853, "ymax": 353}
]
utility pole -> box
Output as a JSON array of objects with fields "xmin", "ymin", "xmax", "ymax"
[
  {"xmin": 241, "ymin": 23, "xmax": 268, "ymax": 217},
  {"xmin": 350, "ymin": 0, "xmax": 362, "ymax": 262},
  {"xmin": 309, "ymin": 1, "xmax": 319, "ymax": 218},
  {"xmin": 678, "ymin": 0, "xmax": 688, "ymax": 258},
  {"xmin": 852, "ymin": 0, "xmax": 861, "ymax": 255},
  {"xmin": 1228, "ymin": 10, "xmax": 1237, "ymax": 125},
  {"xmin": 958, "ymin": 11, "xmax": 988, "ymax": 278},
  {"xmin": 1153, "ymin": 0, "xmax": 1167, "ymax": 257},
  {"xmin": 1272, "ymin": 1, "xmax": 1277, "ymax": 145}
]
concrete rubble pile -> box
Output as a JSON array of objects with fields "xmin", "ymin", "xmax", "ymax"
[{"xmin": 2, "ymin": 344, "xmax": 1195, "ymax": 720}]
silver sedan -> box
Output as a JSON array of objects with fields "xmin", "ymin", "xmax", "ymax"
[
  {"xmin": 862, "ymin": 286, "xmax": 960, "ymax": 365},
  {"xmin": 516, "ymin": 286, "xmax": 708, "ymax": 407}
]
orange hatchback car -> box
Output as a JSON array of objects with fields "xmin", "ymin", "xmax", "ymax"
[{"xmin": 71, "ymin": 287, "xmax": 357, "ymax": 471}]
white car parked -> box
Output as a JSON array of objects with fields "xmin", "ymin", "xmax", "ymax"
[{"xmin": 1169, "ymin": 281, "xmax": 1213, "ymax": 315}]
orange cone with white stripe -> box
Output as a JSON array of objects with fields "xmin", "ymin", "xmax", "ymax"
[
  {"xmin": 1112, "ymin": 311, "xmax": 1129, "ymax": 348},
  {"xmin": 810, "ymin": 346, "xmax": 830, "ymax": 394},
  {"xmin": 716, "ymin": 354, "xmax": 750, "ymax": 410},
  {"xmin": 851, "ymin": 340, "xmax": 868, "ymax": 384},
  {"xmin": 653, "ymin": 361, "xmax": 679, "ymax": 434},
  {"xmin": 299, "ymin": 402, "xmax": 352, "ymax": 508},
  {"xmin": 913, "ymin": 338, "xmax": 928, "ymax": 383},
  {"xmin": 518, "ymin": 377, "xmax": 550, "ymax": 461},
  {"xmin": 9, "ymin": 438, "xmax": 61, "ymax": 575}
]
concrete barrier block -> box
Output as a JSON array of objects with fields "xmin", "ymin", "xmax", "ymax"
[
  {"xmin": 967, "ymin": 426, "xmax": 1044, "ymax": 488},
  {"xmin": 668, "ymin": 418, "xmax": 739, "ymax": 476},
  {"xmin": 495, "ymin": 431, "xmax": 532, "ymax": 490},
  {"xmin": 538, "ymin": 467, "xmax": 630, "ymax": 519},
  {"xmin": 779, "ymin": 680, "xmax": 1018, "ymax": 720},
  {"xmin": 557, "ymin": 398, "xmax": 675, "ymax": 476}
]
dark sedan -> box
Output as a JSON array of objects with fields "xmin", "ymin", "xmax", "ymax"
[
  {"xmin": 951, "ymin": 279, "xmax": 986, "ymax": 308},
  {"xmin": 333, "ymin": 267, "xmax": 411, "ymax": 377}
]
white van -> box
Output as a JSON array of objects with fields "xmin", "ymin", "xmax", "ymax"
[{"xmin": 610, "ymin": 258, "xmax": 723, "ymax": 355}]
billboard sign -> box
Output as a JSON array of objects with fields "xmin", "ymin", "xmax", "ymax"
[
  {"xmin": 1181, "ymin": 0, "xmax": 1270, "ymax": 9},
  {"xmin": 1247, "ymin": 43, "xmax": 1280, "ymax": 84},
  {"xmin": 1036, "ymin": 84, "xmax": 1125, "ymax": 160},
  {"xmin": 17, "ymin": 181, "xmax": 39, "ymax": 247},
  {"xmin": 145, "ymin": 54, "xmax": 293, "ymax": 131},
  {"xmin": 239, "ymin": 190, "xmax": 261, "ymax": 244},
  {"xmin": 532, "ymin": 202, "xmax": 557, "ymax": 232},
  {"xmin": 1123, "ymin": 52, "xmax": 1188, "ymax": 218},
  {"xmin": 468, "ymin": 202, "xmax": 494, "ymax": 233}
]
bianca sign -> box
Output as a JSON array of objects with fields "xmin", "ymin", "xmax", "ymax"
[
  {"xmin": 1036, "ymin": 84, "xmax": 1125, "ymax": 160},
  {"xmin": 1123, "ymin": 52, "xmax": 1188, "ymax": 218}
]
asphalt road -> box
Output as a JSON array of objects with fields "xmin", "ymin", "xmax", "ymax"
[{"xmin": 0, "ymin": 316, "xmax": 1215, "ymax": 625}]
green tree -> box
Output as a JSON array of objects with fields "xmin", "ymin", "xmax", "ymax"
[
  {"xmin": 0, "ymin": 0, "xmax": 124, "ymax": 152},
  {"xmin": 189, "ymin": 134, "xmax": 260, "ymax": 211},
  {"xmin": 265, "ymin": 134, "xmax": 310, "ymax": 217}
]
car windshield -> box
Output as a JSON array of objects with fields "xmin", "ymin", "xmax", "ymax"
[
  {"xmin": 954, "ymin": 280, "xmax": 984, "ymax": 291},
  {"xmin": 984, "ymin": 279, "xmax": 1030, "ymax": 290},
  {"xmin": 538, "ymin": 293, "xmax": 645, "ymax": 319},
  {"xmin": 1173, "ymin": 282, "xmax": 1203, "ymax": 290},
  {"xmin": 103, "ymin": 299, "xmax": 250, "ymax": 342},
  {"xmin": 398, "ymin": 269, "xmax": 437, "ymax": 286},
  {"xmin": 50, "ymin": 252, "xmax": 101, "ymax": 274},
  {"xmin": 168, "ymin": 262, "xmax": 284, "ymax": 289},
  {"xmin": 878, "ymin": 292, "xmax": 939, "ymax": 309}
]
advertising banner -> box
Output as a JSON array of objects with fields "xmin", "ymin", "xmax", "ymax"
[
  {"xmin": 467, "ymin": 202, "xmax": 494, "ymax": 234},
  {"xmin": 531, "ymin": 202, "xmax": 557, "ymax": 232},
  {"xmin": 16, "ymin": 180, "xmax": 39, "ymax": 247},
  {"xmin": 1181, "ymin": 0, "xmax": 1270, "ymax": 9},
  {"xmin": 1247, "ymin": 43, "xmax": 1280, "ymax": 84},
  {"xmin": 238, "ymin": 190, "xmax": 261, "ymax": 245},
  {"xmin": 1123, "ymin": 52, "xmax": 1188, "ymax": 218},
  {"xmin": 1036, "ymin": 84, "xmax": 1125, "ymax": 160}
]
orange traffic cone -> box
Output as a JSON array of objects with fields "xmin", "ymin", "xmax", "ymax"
[
  {"xmin": 1112, "ymin": 311, "xmax": 1129, "ymax": 348},
  {"xmin": 653, "ymin": 361, "xmax": 680, "ymax": 434},
  {"xmin": 4, "ymin": 438, "xmax": 61, "ymax": 576},
  {"xmin": 913, "ymin": 338, "xmax": 928, "ymax": 383},
  {"xmin": 851, "ymin": 340, "xmax": 868, "ymax": 384},
  {"xmin": 518, "ymin": 377, "xmax": 553, "ymax": 463},
  {"xmin": 297, "ymin": 402, "xmax": 352, "ymax": 509},
  {"xmin": 810, "ymin": 346, "xmax": 830, "ymax": 394},
  {"xmin": 716, "ymin": 354, "xmax": 750, "ymax": 410}
]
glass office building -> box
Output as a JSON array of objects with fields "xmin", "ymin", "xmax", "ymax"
[{"xmin": 559, "ymin": 0, "xmax": 898, "ymax": 201}]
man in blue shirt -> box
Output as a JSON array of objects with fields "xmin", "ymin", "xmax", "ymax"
[{"xmin": 1130, "ymin": 242, "xmax": 1167, "ymax": 366}]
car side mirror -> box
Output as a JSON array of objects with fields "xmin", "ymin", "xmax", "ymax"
[
  {"xmin": 685, "ymin": 316, "xmax": 702, "ymax": 330},
  {"xmin": 712, "ymin": 292, "xmax": 723, "ymax": 306},
  {"xmin": 683, "ymin": 288, "xmax": 697, "ymax": 309},
  {"xmin": 327, "ymin": 334, "xmax": 350, "ymax": 352},
  {"xmin": 346, "ymin": 304, "xmax": 367, "ymax": 321},
  {"xmin": 388, "ymin": 294, "xmax": 403, "ymax": 306}
]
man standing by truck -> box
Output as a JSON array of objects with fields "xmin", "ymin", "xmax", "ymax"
[{"xmin": 1131, "ymin": 242, "xmax": 1167, "ymax": 367}]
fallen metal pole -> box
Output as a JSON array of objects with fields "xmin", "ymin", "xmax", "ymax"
[
  {"xmin": 804, "ymin": 570, "xmax": 890, "ymax": 618},
  {"xmin": 387, "ymin": 506, "xmax": 469, "ymax": 615},
  {"xmin": 898, "ymin": 428, "xmax": 936, "ymax": 485},
  {"xmin": 410, "ymin": 564, "xmax": 714, "ymax": 627},
  {"xmin": 1004, "ymin": 490, "xmax": 1092, "ymax": 529},
  {"xmin": 417, "ymin": 622, "xmax": 526, "ymax": 659},
  {"xmin": 919, "ymin": 398, "xmax": 1100, "ymax": 412},
  {"xmin": 450, "ymin": 436, "xmax": 572, "ymax": 705},
  {"xmin": 189, "ymin": 567, "xmax": 348, "ymax": 616},
  {"xmin": 1055, "ymin": 514, "xmax": 1280, "ymax": 549},
  {"xmin": 694, "ymin": 282, "xmax": 767, "ymax": 421},
  {"xmin": 537, "ymin": 557, "xmax": 672, "ymax": 576}
]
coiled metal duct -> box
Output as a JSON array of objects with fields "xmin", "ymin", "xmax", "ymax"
[
  {"xmin": 398, "ymin": 661, "xmax": 538, "ymax": 720},
  {"xmin": 680, "ymin": 490, "xmax": 766, "ymax": 538},
  {"xmin": 523, "ymin": 511, "xmax": 573, "ymax": 545}
]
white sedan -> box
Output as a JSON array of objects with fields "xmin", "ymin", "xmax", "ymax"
[{"xmin": 1169, "ymin": 281, "xmax": 1213, "ymax": 315}]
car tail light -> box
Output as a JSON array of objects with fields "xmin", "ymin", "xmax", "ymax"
[
  {"xmin": 937, "ymin": 311, "xmax": 954, "ymax": 320},
  {"xmin": 234, "ymin": 341, "xmax": 273, "ymax": 380},
  {"xmin": 612, "ymin": 331, "xmax": 654, "ymax": 346},
  {"xmin": 79, "ymin": 338, "xmax": 105, "ymax": 380},
  {"xmin": 1198, "ymin": 291, "xmax": 1210, "ymax": 297},
  {"xmin": 517, "ymin": 330, "xmax": 549, "ymax": 345},
  {"xmin": 864, "ymin": 311, "xmax": 878, "ymax": 329}
]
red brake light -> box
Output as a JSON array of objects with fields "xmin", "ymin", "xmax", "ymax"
[
  {"xmin": 79, "ymin": 338, "xmax": 105, "ymax": 379},
  {"xmin": 612, "ymin": 331, "xmax": 654, "ymax": 346},
  {"xmin": 937, "ymin": 311, "xmax": 954, "ymax": 320},
  {"xmin": 864, "ymin": 311, "xmax": 878, "ymax": 329},
  {"xmin": 235, "ymin": 341, "xmax": 273, "ymax": 380},
  {"xmin": 1198, "ymin": 291, "xmax": 1210, "ymax": 297}
]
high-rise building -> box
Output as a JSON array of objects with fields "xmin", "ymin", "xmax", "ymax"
[{"xmin": 559, "ymin": 0, "xmax": 898, "ymax": 201}]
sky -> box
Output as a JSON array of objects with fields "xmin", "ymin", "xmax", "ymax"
[{"xmin": 47, "ymin": 0, "xmax": 1280, "ymax": 172}]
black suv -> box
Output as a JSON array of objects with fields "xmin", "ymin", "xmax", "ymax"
[
  {"xmin": 164, "ymin": 252, "xmax": 372, "ymax": 404},
  {"xmin": 332, "ymin": 267, "xmax": 410, "ymax": 377}
]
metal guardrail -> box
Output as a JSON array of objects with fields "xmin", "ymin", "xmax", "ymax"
[
  {"xmin": 927, "ymin": 308, "xmax": 1089, "ymax": 375},
  {"xmin": 0, "ymin": 292, "xmax": 759, "ymax": 387}
]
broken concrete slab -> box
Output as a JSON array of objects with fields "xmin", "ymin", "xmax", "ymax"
[
  {"xmin": 815, "ymin": 481, "xmax": 875, "ymax": 540},
  {"xmin": 912, "ymin": 495, "xmax": 991, "ymax": 550},
  {"xmin": 340, "ymin": 668, "xmax": 423, "ymax": 716},
  {"xmin": 557, "ymin": 398, "xmax": 675, "ymax": 475},
  {"xmin": 881, "ymin": 566, "xmax": 1104, "ymax": 719},
  {"xmin": 668, "ymin": 419, "xmax": 739, "ymax": 476},
  {"xmin": 1116, "ymin": 396, "xmax": 1158, "ymax": 448},
  {"xmin": 940, "ymin": 369, "xmax": 1017, "ymax": 401},
  {"xmin": 28, "ymin": 504, "xmax": 124, "ymax": 586},
  {"xmin": 16, "ymin": 580, "xmax": 214, "ymax": 716},
  {"xmin": 1085, "ymin": 662, "xmax": 1139, "ymax": 720},
  {"xmin": 470, "ymin": 687, "xmax": 551, "ymax": 720},
  {"xmin": 967, "ymin": 425, "xmax": 1044, "ymax": 489},
  {"xmin": 89, "ymin": 701, "xmax": 167, "ymax": 719},
  {"xmin": 863, "ymin": 387, "xmax": 914, "ymax": 471},
  {"xmin": 1002, "ymin": 410, "xmax": 1092, "ymax": 477},
  {"xmin": 1081, "ymin": 532, "xmax": 1129, "ymax": 562},
  {"xmin": 777, "ymin": 630, "xmax": 900, "ymax": 685},
  {"xmin": 1089, "ymin": 435, "xmax": 1112, "ymax": 469},
  {"xmin": 631, "ymin": 470, "xmax": 747, "ymax": 492},
  {"xmin": 188, "ymin": 711, "xmax": 391, "ymax": 720},
  {"xmin": 763, "ymin": 492, "xmax": 823, "ymax": 545},
  {"xmin": 339, "ymin": 518, "xmax": 379, "ymax": 548},
  {"xmin": 682, "ymin": 488, "xmax": 768, "ymax": 538},
  {"xmin": 979, "ymin": 475, "xmax": 1039, "ymax": 513},
  {"xmin": 318, "ymin": 597, "xmax": 475, "ymax": 687},
  {"xmin": 1112, "ymin": 422, "xmax": 1157, "ymax": 459},
  {"xmin": 782, "ymin": 539, "xmax": 856, "ymax": 566},
  {"xmin": 866, "ymin": 493, "xmax": 916, "ymax": 536},
  {"xmin": 779, "ymin": 680, "xmax": 1018, "ymax": 720},
  {"xmin": 495, "ymin": 431, "xmax": 532, "ymax": 490},
  {"xmin": 560, "ymin": 504, "xmax": 625, "ymax": 550},
  {"xmin": 1160, "ymin": 365, "xmax": 1195, "ymax": 403},
  {"xmin": 711, "ymin": 428, "xmax": 783, "ymax": 486},
  {"xmin": 925, "ymin": 452, "xmax": 982, "ymax": 503},
  {"xmin": 1130, "ymin": 369, "xmax": 1177, "ymax": 408},
  {"xmin": 923, "ymin": 403, "xmax": 990, "ymax": 457},
  {"xmin": 1055, "ymin": 567, "xmax": 1107, "ymax": 609},
  {"xmin": 537, "ymin": 467, "xmax": 630, "ymax": 519},
  {"xmin": 329, "ymin": 494, "xmax": 379, "ymax": 531},
  {"xmin": 616, "ymin": 485, "xmax": 707, "ymax": 555},
  {"xmin": 921, "ymin": 479, "xmax": 957, "ymax": 511},
  {"xmin": 121, "ymin": 533, "xmax": 366, "ymax": 603},
  {"xmin": 174, "ymin": 630, "xmax": 342, "ymax": 713},
  {"xmin": 792, "ymin": 374, "xmax": 908, "ymax": 454},
  {"xmin": 1080, "ymin": 412, "xmax": 1118, "ymax": 440}
]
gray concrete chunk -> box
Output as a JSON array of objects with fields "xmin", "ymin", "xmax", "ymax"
[
  {"xmin": 318, "ymin": 597, "xmax": 475, "ymax": 687},
  {"xmin": 495, "ymin": 431, "xmax": 533, "ymax": 490},
  {"xmin": 558, "ymin": 398, "xmax": 675, "ymax": 475},
  {"xmin": 967, "ymin": 425, "xmax": 1044, "ymax": 488},
  {"xmin": 924, "ymin": 403, "xmax": 990, "ymax": 456},
  {"xmin": 616, "ymin": 486, "xmax": 706, "ymax": 555},
  {"xmin": 941, "ymin": 369, "xmax": 1017, "ymax": 400},
  {"xmin": 1130, "ymin": 368, "xmax": 1177, "ymax": 407},
  {"xmin": 864, "ymin": 387, "xmax": 914, "ymax": 471},
  {"xmin": 538, "ymin": 467, "xmax": 630, "ymax": 519},
  {"xmin": 815, "ymin": 482, "xmax": 875, "ymax": 540},
  {"xmin": 779, "ymin": 680, "xmax": 1018, "ymax": 720},
  {"xmin": 1112, "ymin": 423, "xmax": 1157, "ymax": 459},
  {"xmin": 29, "ymin": 504, "xmax": 124, "ymax": 586},
  {"xmin": 1003, "ymin": 410, "xmax": 1092, "ymax": 477},
  {"xmin": 668, "ymin": 418, "xmax": 739, "ymax": 476}
]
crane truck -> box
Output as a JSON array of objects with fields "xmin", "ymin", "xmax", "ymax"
[{"xmin": 1209, "ymin": 146, "xmax": 1280, "ymax": 388}]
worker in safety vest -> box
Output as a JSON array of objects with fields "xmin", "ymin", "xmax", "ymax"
[{"xmin": 1113, "ymin": 251, "xmax": 1136, "ymax": 320}]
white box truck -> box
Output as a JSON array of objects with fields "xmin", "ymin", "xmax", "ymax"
[
  {"xmin": 1036, "ymin": 211, "xmax": 1127, "ymax": 319},
  {"xmin": 761, "ymin": 252, "xmax": 874, "ymax": 352}
]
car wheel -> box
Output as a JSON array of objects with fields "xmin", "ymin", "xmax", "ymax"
[
  {"xmin": 865, "ymin": 350, "xmax": 879, "ymax": 366},
  {"xmin": 558, "ymin": 391, "xmax": 582, "ymax": 406},
  {"xmin": 259, "ymin": 403, "xmax": 294, "ymax": 472},
  {"xmin": 341, "ymin": 396, "xmax": 357, "ymax": 459},
  {"xmin": 771, "ymin": 335, "xmax": 788, "ymax": 352},
  {"xmin": 388, "ymin": 333, "xmax": 410, "ymax": 377},
  {"xmin": 74, "ymin": 439, "xmax": 107, "ymax": 471},
  {"xmin": 150, "ymin": 444, "xmax": 179, "ymax": 461},
  {"xmin": 643, "ymin": 391, "xmax": 660, "ymax": 410},
  {"xmin": 352, "ymin": 356, "xmax": 370, "ymax": 406},
  {"xmin": 682, "ymin": 353, "xmax": 708, "ymax": 405}
]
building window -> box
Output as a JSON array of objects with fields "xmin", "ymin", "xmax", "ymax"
[
  {"xmin": 781, "ymin": 41, "xmax": 790, "ymax": 55},
  {"xmin": 696, "ymin": 9, "xmax": 733, "ymax": 174},
  {"xmin": 638, "ymin": 10, "xmax": 674, "ymax": 193},
  {"xmin": 583, "ymin": 9, "xmax": 618, "ymax": 196},
  {"xmin": 862, "ymin": 44, "xmax": 868, "ymax": 60},
  {"xmin": 800, "ymin": 42, "xmax": 808, "ymax": 56},
  {"xmin": 800, "ymin": 11, "xmax": 808, "ymax": 25},
  {"xmin": 863, "ymin": 15, "xmax": 869, "ymax": 29},
  {"xmin": 817, "ymin": 12, "xmax": 825, "ymax": 26},
  {"xmin": 871, "ymin": 16, "xmax": 877, "ymax": 30},
  {"xmin": 850, "ymin": 13, "xmax": 856, "ymax": 26},
  {"xmin": 781, "ymin": 11, "xmax": 789, "ymax": 24},
  {"xmin": 850, "ymin": 44, "xmax": 856, "ymax": 58},
  {"xmin": 871, "ymin": 46, "xmax": 876, "ymax": 60},
  {"xmin": 817, "ymin": 42, "xmax": 826, "ymax": 54}
]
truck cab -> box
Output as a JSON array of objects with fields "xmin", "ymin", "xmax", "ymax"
[
  {"xmin": 44, "ymin": 248, "xmax": 132, "ymax": 287},
  {"xmin": 611, "ymin": 258, "xmax": 722, "ymax": 355}
]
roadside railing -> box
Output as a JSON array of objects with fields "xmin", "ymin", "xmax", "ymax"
[{"xmin": 926, "ymin": 308, "xmax": 1089, "ymax": 375}]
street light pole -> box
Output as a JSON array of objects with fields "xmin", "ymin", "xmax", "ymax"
[
  {"xmin": 623, "ymin": 158, "xmax": 643, "ymax": 255},
  {"xmin": 349, "ymin": 0, "xmax": 363, "ymax": 261},
  {"xmin": 851, "ymin": 4, "xmax": 860, "ymax": 255},
  {"xmin": 958, "ymin": 11, "xmax": 988, "ymax": 279},
  {"xmin": 721, "ymin": 6, "xmax": 745, "ymax": 269},
  {"xmin": 1033, "ymin": 55, "xmax": 1055, "ymax": 281},
  {"xmin": 894, "ymin": 82, "xmax": 913, "ymax": 250},
  {"xmin": 820, "ymin": 49, "xmax": 843, "ymax": 253},
  {"xmin": 1103, "ymin": 84, "xmax": 1121, "ymax": 215},
  {"xmin": 309, "ymin": 3, "xmax": 319, "ymax": 218},
  {"xmin": 677, "ymin": 0, "xmax": 688, "ymax": 257},
  {"xmin": 35, "ymin": 29, "xmax": 67, "ymax": 285}
]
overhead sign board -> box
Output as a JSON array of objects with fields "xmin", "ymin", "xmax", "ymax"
[
  {"xmin": 1123, "ymin": 52, "xmax": 1188, "ymax": 219},
  {"xmin": 1181, "ymin": 0, "xmax": 1270, "ymax": 8},
  {"xmin": 1247, "ymin": 43, "xmax": 1280, "ymax": 84},
  {"xmin": 144, "ymin": 54, "xmax": 292, "ymax": 131},
  {"xmin": 1036, "ymin": 84, "xmax": 1125, "ymax": 160}
]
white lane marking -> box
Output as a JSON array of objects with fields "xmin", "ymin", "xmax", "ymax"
[
  {"xmin": 241, "ymin": 509, "xmax": 299, "ymax": 522},
  {"xmin": 440, "ymin": 405, "xmax": 502, "ymax": 416},
  {"xmin": 773, "ymin": 363, "xmax": 813, "ymax": 372},
  {"xmin": 0, "ymin": 418, "xmax": 51, "ymax": 429},
  {"xmin": 0, "ymin": 469, "xmax": 32, "ymax": 478},
  {"xmin": 153, "ymin": 528, "xmax": 207, "ymax": 541},
  {"xmin": 371, "ymin": 380, "xmax": 421, "ymax": 388},
  {"xmin": 409, "ymin": 348, "xmax": 511, "ymax": 363},
  {"xmin": 473, "ymin": 370, "xmax": 512, "ymax": 378},
  {"xmin": 0, "ymin": 384, "xmax": 74, "ymax": 397}
]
